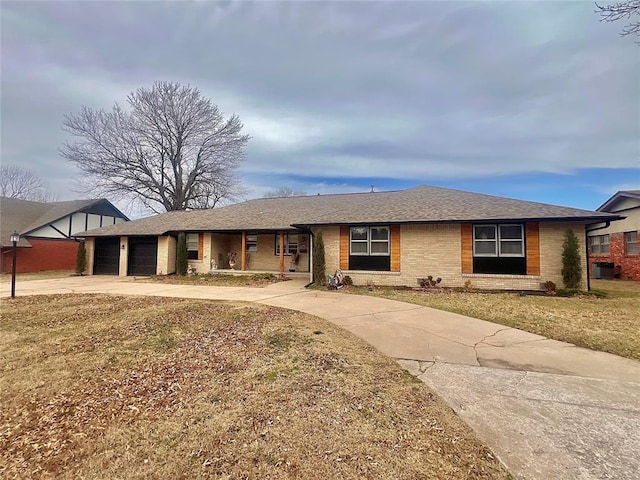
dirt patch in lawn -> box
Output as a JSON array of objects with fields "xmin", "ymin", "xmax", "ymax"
[
  {"xmin": 346, "ymin": 279, "xmax": 640, "ymax": 361},
  {"xmin": 0, "ymin": 295, "xmax": 507, "ymax": 479}
]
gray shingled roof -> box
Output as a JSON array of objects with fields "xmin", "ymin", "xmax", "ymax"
[
  {"xmin": 80, "ymin": 185, "xmax": 620, "ymax": 238},
  {"xmin": 0, "ymin": 197, "xmax": 123, "ymax": 247}
]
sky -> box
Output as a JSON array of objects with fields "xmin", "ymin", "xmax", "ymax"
[{"xmin": 1, "ymin": 1, "xmax": 638, "ymax": 216}]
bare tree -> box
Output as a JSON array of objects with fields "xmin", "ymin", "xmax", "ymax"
[
  {"xmin": 596, "ymin": 1, "xmax": 640, "ymax": 41},
  {"xmin": 61, "ymin": 81, "xmax": 250, "ymax": 212},
  {"xmin": 263, "ymin": 186, "xmax": 307, "ymax": 198},
  {"xmin": 0, "ymin": 164, "xmax": 56, "ymax": 201}
]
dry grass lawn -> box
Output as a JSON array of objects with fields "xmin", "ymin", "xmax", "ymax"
[
  {"xmin": 348, "ymin": 279, "xmax": 640, "ymax": 361},
  {"xmin": 0, "ymin": 295, "xmax": 508, "ymax": 479},
  {"xmin": 146, "ymin": 272, "xmax": 284, "ymax": 287},
  {"xmin": 0, "ymin": 271, "xmax": 76, "ymax": 283}
]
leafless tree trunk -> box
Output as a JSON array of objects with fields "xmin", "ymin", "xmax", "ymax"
[
  {"xmin": 596, "ymin": 1, "xmax": 640, "ymax": 41},
  {"xmin": 61, "ymin": 81, "xmax": 250, "ymax": 212},
  {"xmin": 0, "ymin": 165, "xmax": 56, "ymax": 202}
]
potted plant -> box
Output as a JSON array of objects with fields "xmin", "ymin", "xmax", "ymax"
[{"xmin": 227, "ymin": 252, "xmax": 238, "ymax": 269}]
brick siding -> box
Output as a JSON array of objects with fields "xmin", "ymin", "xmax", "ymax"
[
  {"xmin": 1, "ymin": 238, "xmax": 79, "ymax": 273},
  {"xmin": 589, "ymin": 231, "xmax": 640, "ymax": 281}
]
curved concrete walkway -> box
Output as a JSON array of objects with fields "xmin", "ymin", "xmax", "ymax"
[{"xmin": 2, "ymin": 276, "xmax": 639, "ymax": 480}]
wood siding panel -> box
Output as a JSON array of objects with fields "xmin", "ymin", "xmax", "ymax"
[
  {"xmin": 526, "ymin": 222, "xmax": 540, "ymax": 275},
  {"xmin": 198, "ymin": 233, "xmax": 204, "ymax": 260},
  {"xmin": 340, "ymin": 226, "xmax": 349, "ymax": 270},
  {"xmin": 390, "ymin": 225, "xmax": 401, "ymax": 272},
  {"xmin": 461, "ymin": 223, "xmax": 473, "ymax": 273}
]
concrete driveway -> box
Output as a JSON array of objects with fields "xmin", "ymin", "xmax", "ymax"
[{"xmin": 2, "ymin": 276, "xmax": 639, "ymax": 480}]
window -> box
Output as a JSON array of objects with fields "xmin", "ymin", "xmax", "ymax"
[
  {"xmin": 275, "ymin": 233, "xmax": 298, "ymax": 255},
  {"xmin": 625, "ymin": 231, "xmax": 638, "ymax": 256},
  {"xmin": 186, "ymin": 233, "xmax": 199, "ymax": 260},
  {"xmin": 589, "ymin": 235, "xmax": 609, "ymax": 255},
  {"xmin": 350, "ymin": 226, "xmax": 389, "ymax": 255},
  {"xmin": 473, "ymin": 225, "xmax": 524, "ymax": 257},
  {"xmin": 246, "ymin": 234, "xmax": 257, "ymax": 253}
]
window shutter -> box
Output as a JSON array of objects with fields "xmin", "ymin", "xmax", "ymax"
[
  {"xmin": 340, "ymin": 226, "xmax": 349, "ymax": 270},
  {"xmin": 525, "ymin": 222, "xmax": 540, "ymax": 275},
  {"xmin": 461, "ymin": 224, "xmax": 473, "ymax": 273},
  {"xmin": 198, "ymin": 233, "xmax": 204, "ymax": 260},
  {"xmin": 390, "ymin": 225, "xmax": 401, "ymax": 272}
]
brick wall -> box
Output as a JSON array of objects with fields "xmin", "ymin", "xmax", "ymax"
[
  {"xmin": 589, "ymin": 231, "xmax": 640, "ymax": 281},
  {"xmin": 314, "ymin": 222, "xmax": 588, "ymax": 291},
  {"xmin": 1, "ymin": 238, "xmax": 79, "ymax": 273},
  {"xmin": 157, "ymin": 235, "xmax": 177, "ymax": 275}
]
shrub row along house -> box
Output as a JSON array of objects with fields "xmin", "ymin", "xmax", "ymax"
[
  {"xmin": 77, "ymin": 185, "xmax": 622, "ymax": 291},
  {"xmin": 587, "ymin": 190, "xmax": 640, "ymax": 281},
  {"xmin": 0, "ymin": 197, "xmax": 128, "ymax": 274}
]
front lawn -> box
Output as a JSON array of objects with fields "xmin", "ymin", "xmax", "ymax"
[
  {"xmin": 145, "ymin": 272, "xmax": 284, "ymax": 287},
  {"xmin": 346, "ymin": 279, "xmax": 640, "ymax": 361},
  {"xmin": 1, "ymin": 295, "xmax": 507, "ymax": 479}
]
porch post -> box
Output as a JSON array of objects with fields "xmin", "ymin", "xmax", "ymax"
[
  {"xmin": 279, "ymin": 230, "xmax": 285, "ymax": 277},
  {"xmin": 241, "ymin": 231, "xmax": 247, "ymax": 271}
]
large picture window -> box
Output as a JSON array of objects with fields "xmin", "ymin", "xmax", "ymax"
[
  {"xmin": 350, "ymin": 226, "xmax": 389, "ymax": 255},
  {"xmin": 348, "ymin": 226, "xmax": 390, "ymax": 271},
  {"xmin": 473, "ymin": 224, "xmax": 524, "ymax": 257},
  {"xmin": 473, "ymin": 224, "xmax": 525, "ymax": 274}
]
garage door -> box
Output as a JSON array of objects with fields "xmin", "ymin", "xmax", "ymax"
[
  {"xmin": 127, "ymin": 237, "xmax": 158, "ymax": 276},
  {"xmin": 93, "ymin": 237, "xmax": 120, "ymax": 275}
]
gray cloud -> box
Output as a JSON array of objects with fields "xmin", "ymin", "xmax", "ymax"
[{"xmin": 1, "ymin": 1, "xmax": 638, "ymax": 208}]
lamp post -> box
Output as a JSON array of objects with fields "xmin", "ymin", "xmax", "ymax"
[{"xmin": 10, "ymin": 230, "xmax": 19, "ymax": 298}]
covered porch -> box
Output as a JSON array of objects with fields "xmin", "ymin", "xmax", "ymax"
[{"xmin": 181, "ymin": 229, "xmax": 311, "ymax": 277}]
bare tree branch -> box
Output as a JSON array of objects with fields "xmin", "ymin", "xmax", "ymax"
[
  {"xmin": 263, "ymin": 186, "xmax": 307, "ymax": 198},
  {"xmin": 596, "ymin": 1, "xmax": 640, "ymax": 41},
  {"xmin": 60, "ymin": 81, "xmax": 250, "ymax": 212},
  {"xmin": 0, "ymin": 165, "xmax": 57, "ymax": 202}
]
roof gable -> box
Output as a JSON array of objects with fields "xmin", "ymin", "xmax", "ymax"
[
  {"xmin": 597, "ymin": 191, "xmax": 640, "ymax": 213},
  {"xmin": 1, "ymin": 197, "xmax": 128, "ymax": 247}
]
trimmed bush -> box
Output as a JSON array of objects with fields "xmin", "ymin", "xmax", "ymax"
[
  {"xmin": 177, "ymin": 232, "xmax": 188, "ymax": 276},
  {"xmin": 75, "ymin": 241, "xmax": 87, "ymax": 275},
  {"xmin": 312, "ymin": 231, "xmax": 326, "ymax": 286},
  {"xmin": 561, "ymin": 229, "xmax": 582, "ymax": 289}
]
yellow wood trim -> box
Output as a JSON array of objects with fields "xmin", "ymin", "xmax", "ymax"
[
  {"xmin": 340, "ymin": 226, "xmax": 349, "ymax": 270},
  {"xmin": 526, "ymin": 222, "xmax": 540, "ymax": 275},
  {"xmin": 390, "ymin": 225, "xmax": 401, "ymax": 272},
  {"xmin": 461, "ymin": 224, "xmax": 473, "ymax": 274}
]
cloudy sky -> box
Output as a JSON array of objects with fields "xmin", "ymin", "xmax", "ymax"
[{"xmin": 1, "ymin": 1, "xmax": 638, "ymax": 215}]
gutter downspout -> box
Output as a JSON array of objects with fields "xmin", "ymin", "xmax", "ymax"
[{"xmin": 585, "ymin": 221, "xmax": 611, "ymax": 291}]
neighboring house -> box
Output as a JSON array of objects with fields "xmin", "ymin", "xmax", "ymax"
[
  {"xmin": 79, "ymin": 185, "xmax": 620, "ymax": 291},
  {"xmin": 588, "ymin": 190, "xmax": 640, "ymax": 281},
  {"xmin": 0, "ymin": 197, "xmax": 129, "ymax": 274}
]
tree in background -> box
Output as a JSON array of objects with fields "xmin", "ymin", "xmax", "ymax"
[
  {"xmin": 596, "ymin": 1, "xmax": 640, "ymax": 41},
  {"xmin": 75, "ymin": 241, "xmax": 87, "ymax": 275},
  {"xmin": 61, "ymin": 81, "xmax": 250, "ymax": 213},
  {"xmin": 0, "ymin": 164, "xmax": 56, "ymax": 202},
  {"xmin": 312, "ymin": 231, "xmax": 326, "ymax": 286},
  {"xmin": 263, "ymin": 186, "xmax": 307, "ymax": 198},
  {"xmin": 561, "ymin": 229, "xmax": 583, "ymax": 289},
  {"xmin": 177, "ymin": 233, "xmax": 188, "ymax": 276}
]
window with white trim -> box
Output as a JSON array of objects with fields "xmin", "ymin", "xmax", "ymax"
[
  {"xmin": 624, "ymin": 231, "xmax": 638, "ymax": 256},
  {"xmin": 186, "ymin": 233, "xmax": 199, "ymax": 260},
  {"xmin": 473, "ymin": 224, "xmax": 524, "ymax": 257},
  {"xmin": 589, "ymin": 235, "xmax": 609, "ymax": 255},
  {"xmin": 274, "ymin": 233, "xmax": 298, "ymax": 255},
  {"xmin": 350, "ymin": 226, "xmax": 389, "ymax": 256}
]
